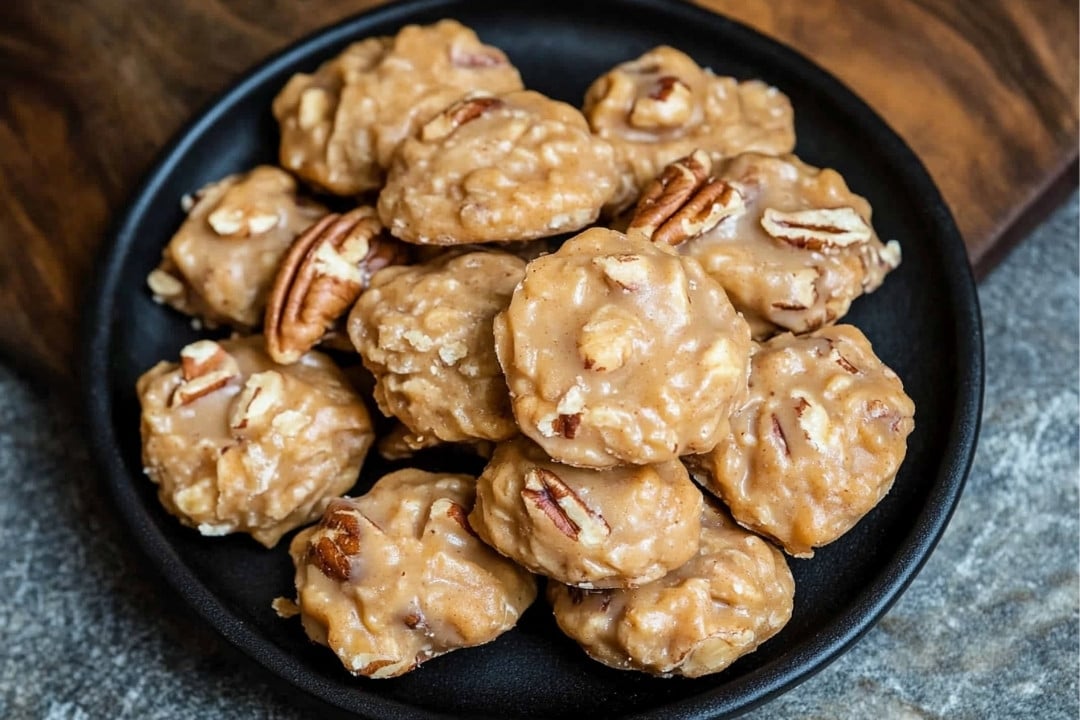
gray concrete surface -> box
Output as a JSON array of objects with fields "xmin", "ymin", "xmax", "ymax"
[{"xmin": 1, "ymin": 196, "xmax": 1076, "ymax": 719}]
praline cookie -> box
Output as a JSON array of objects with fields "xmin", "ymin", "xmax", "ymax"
[
  {"xmin": 629, "ymin": 150, "xmax": 901, "ymax": 339},
  {"xmin": 583, "ymin": 46, "xmax": 795, "ymax": 211},
  {"xmin": 469, "ymin": 436, "xmax": 702, "ymax": 588},
  {"xmin": 147, "ymin": 166, "xmax": 327, "ymax": 329},
  {"xmin": 693, "ymin": 324, "xmax": 915, "ymax": 557},
  {"xmin": 377, "ymin": 90, "xmax": 619, "ymax": 244},
  {"xmin": 273, "ymin": 20, "xmax": 523, "ymax": 195},
  {"xmin": 495, "ymin": 227, "xmax": 752, "ymax": 468},
  {"xmin": 348, "ymin": 250, "xmax": 525, "ymax": 443},
  {"xmin": 289, "ymin": 469, "xmax": 537, "ymax": 678},
  {"xmin": 549, "ymin": 500, "xmax": 794, "ymax": 677},
  {"xmin": 136, "ymin": 336, "xmax": 374, "ymax": 547}
]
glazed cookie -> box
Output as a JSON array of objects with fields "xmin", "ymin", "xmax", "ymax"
[
  {"xmin": 136, "ymin": 336, "xmax": 374, "ymax": 547},
  {"xmin": 348, "ymin": 250, "xmax": 525, "ymax": 443},
  {"xmin": 288, "ymin": 469, "xmax": 537, "ymax": 678},
  {"xmin": 377, "ymin": 91, "xmax": 620, "ymax": 244},
  {"xmin": 147, "ymin": 166, "xmax": 327, "ymax": 329},
  {"xmin": 629, "ymin": 151, "xmax": 901, "ymax": 339},
  {"xmin": 273, "ymin": 20, "xmax": 523, "ymax": 195},
  {"xmin": 549, "ymin": 501, "xmax": 794, "ymax": 678},
  {"xmin": 694, "ymin": 325, "xmax": 915, "ymax": 557},
  {"xmin": 583, "ymin": 46, "xmax": 795, "ymax": 211},
  {"xmin": 495, "ymin": 227, "xmax": 752, "ymax": 468},
  {"xmin": 469, "ymin": 437, "xmax": 703, "ymax": 588}
]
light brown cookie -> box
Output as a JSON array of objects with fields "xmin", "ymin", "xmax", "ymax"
[
  {"xmin": 548, "ymin": 500, "xmax": 794, "ymax": 677},
  {"xmin": 469, "ymin": 436, "xmax": 703, "ymax": 588},
  {"xmin": 147, "ymin": 166, "xmax": 327, "ymax": 329},
  {"xmin": 629, "ymin": 151, "xmax": 901, "ymax": 339},
  {"xmin": 347, "ymin": 250, "xmax": 525, "ymax": 443},
  {"xmin": 693, "ymin": 325, "xmax": 915, "ymax": 557},
  {"xmin": 136, "ymin": 336, "xmax": 374, "ymax": 547},
  {"xmin": 288, "ymin": 469, "xmax": 537, "ymax": 678},
  {"xmin": 495, "ymin": 227, "xmax": 752, "ymax": 468},
  {"xmin": 583, "ymin": 46, "xmax": 795, "ymax": 211},
  {"xmin": 273, "ymin": 20, "xmax": 523, "ymax": 195},
  {"xmin": 377, "ymin": 91, "xmax": 619, "ymax": 244}
]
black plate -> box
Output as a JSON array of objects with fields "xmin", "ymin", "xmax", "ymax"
[{"xmin": 83, "ymin": 0, "xmax": 984, "ymax": 717}]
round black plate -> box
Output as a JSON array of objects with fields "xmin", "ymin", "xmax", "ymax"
[{"xmin": 83, "ymin": 1, "xmax": 983, "ymax": 717}]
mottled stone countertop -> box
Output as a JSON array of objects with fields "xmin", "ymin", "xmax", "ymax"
[{"xmin": 1, "ymin": 198, "xmax": 1076, "ymax": 720}]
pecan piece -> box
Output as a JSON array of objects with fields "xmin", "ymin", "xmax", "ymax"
[
  {"xmin": 430, "ymin": 497, "xmax": 478, "ymax": 538},
  {"xmin": 169, "ymin": 340, "xmax": 240, "ymax": 407},
  {"xmin": 761, "ymin": 207, "xmax": 872, "ymax": 250},
  {"xmin": 421, "ymin": 95, "xmax": 504, "ymax": 141},
  {"xmin": 552, "ymin": 413, "xmax": 581, "ymax": 439},
  {"xmin": 450, "ymin": 45, "xmax": 509, "ymax": 68},
  {"xmin": 628, "ymin": 150, "xmax": 744, "ymax": 247},
  {"xmin": 629, "ymin": 75, "xmax": 693, "ymax": 128},
  {"xmin": 229, "ymin": 370, "xmax": 286, "ymax": 430},
  {"xmin": 307, "ymin": 500, "xmax": 381, "ymax": 582},
  {"xmin": 266, "ymin": 207, "xmax": 408, "ymax": 364},
  {"xmin": 521, "ymin": 467, "xmax": 610, "ymax": 546}
]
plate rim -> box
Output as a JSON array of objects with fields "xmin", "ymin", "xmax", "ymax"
[{"xmin": 80, "ymin": 0, "xmax": 985, "ymax": 717}]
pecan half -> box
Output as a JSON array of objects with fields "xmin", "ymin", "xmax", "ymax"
[
  {"xmin": 521, "ymin": 467, "xmax": 610, "ymax": 546},
  {"xmin": 421, "ymin": 95, "xmax": 504, "ymax": 141},
  {"xmin": 307, "ymin": 500, "xmax": 381, "ymax": 582},
  {"xmin": 265, "ymin": 207, "xmax": 408, "ymax": 364},
  {"xmin": 628, "ymin": 150, "xmax": 744, "ymax": 247},
  {"xmin": 761, "ymin": 207, "xmax": 872, "ymax": 250},
  {"xmin": 169, "ymin": 340, "xmax": 240, "ymax": 407}
]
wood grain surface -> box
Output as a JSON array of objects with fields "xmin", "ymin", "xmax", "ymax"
[{"xmin": 0, "ymin": 0, "xmax": 1076, "ymax": 383}]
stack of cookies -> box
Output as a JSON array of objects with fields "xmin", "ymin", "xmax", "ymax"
[{"xmin": 136, "ymin": 20, "xmax": 914, "ymax": 680}]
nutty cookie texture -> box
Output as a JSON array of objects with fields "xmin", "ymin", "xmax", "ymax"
[
  {"xmin": 348, "ymin": 250, "xmax": 526, "ymax": 444},
  {"xmin": 288, "ymin": 469, "xmax": 536, "ymax": 678},
  {"xmin": 136, "ymin": 336, "xmax": 374, "ymax": 548},
  {"xmin": 273, "ymin": 20, "xmax": 523, "ymax": 195},
  {"xmin": 469, "ymin": 436, "xmax": 703, "ymax": 589},
  {"xmin": 549, "ymin": 500, "xmax": 794, "ymax": 678},
  {"xmin": 147, "ymin": 166, "xmax": 327, "ymax": 330},
  {"xmin": 495, "ymin": 227, "xmax": 752, "ymax": 468},
  {"xmin": 377, "ymin": 90, "xmax": 620, "ymax": 244},
  {"xmin": 629, "ymin": 151, "xmax": 901, "ymax": 340},
  {"xmin": 693, "ymin": 325, "xmax": 915, "ymax": 557},
  {"xmin": 583, "ymin": 45, "xmax": 795, "ymax": 211}
]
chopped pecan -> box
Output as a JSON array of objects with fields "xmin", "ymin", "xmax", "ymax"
[
  {"xmin": 628, "ymin": 150, "xmax": 744, "ymax": 246},
  {"xmin": 594, "ymin": 253, "xmax": 650, "ymax": 290},
  {"xmin": 421, "ymin": 95, "xmax": 504, "ymax": 141},
  {"xmin": 265, "ymin": 207, "xmax": 408, "ymax": 364},
  {"xmin": 770, "ymin": 414, "xmax": 790, "ymax": 458},
  {"xmin": 521, "ymin": 467, "xmax": 610, "ymax": 546},
  {"xmin": 629, "ymin": 75, "xmax": 693, "ymax": 128},
  {"xmin": 552, "ymin": 413, "xmax": 581, "ymax": 439},
  {"xmin": 761, "ymin": 207, "xmax": 872, "ymax": 250},
  {"xmin": 169, "ymin": 341, "xmax": 240, "ymax": 407},
  {"xmin": 146, "ymin": 268, "xmax": 185, "ymax": 302},
  {"xmin": 431, "ymin": 497, "xmax": 478, "ymax": 538},
  {"xmin": 307, "ymin": 500, "xmax": 381, "ymax": 582},
  {"xmin": 578, "ymin": 304, "xmax": 642, "ymax": 372},
  {"xmin": 229, "ymin": 371, "xmax": 286, "ymax": 430},
  {"xmin": 206, "ymin": 199, "xmax": 279, "ymax": 237},
  {"xmin": 450, "ymin": 45, "xmax": 509, "ymax": 68}
]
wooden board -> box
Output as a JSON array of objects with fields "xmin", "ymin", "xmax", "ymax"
[{"xmin": 0, "ymin": 0, "xmax": 1075, "ymax": 383}]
